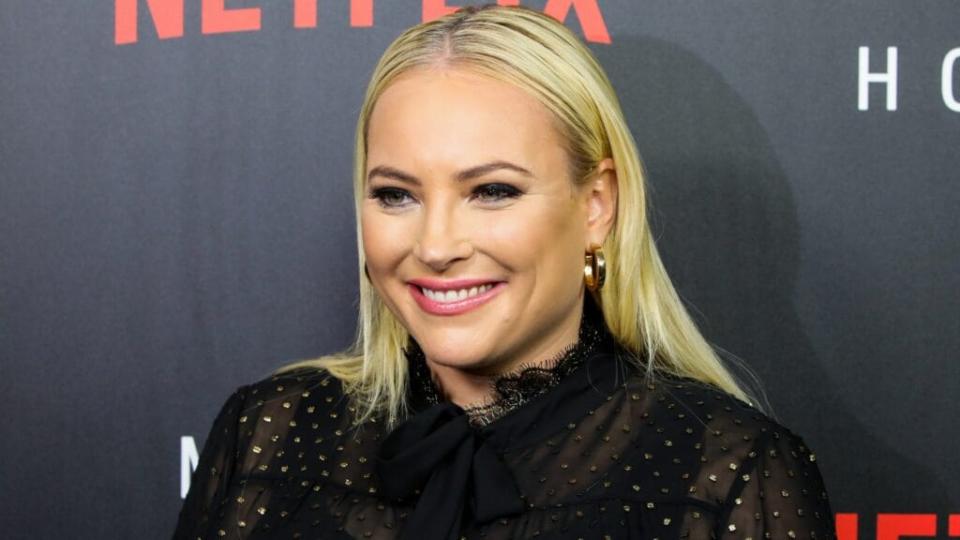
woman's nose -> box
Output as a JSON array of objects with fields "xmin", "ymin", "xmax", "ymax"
[{"xmin": 412, "ymin": 203, "xmax": 473, "ymax": 272}]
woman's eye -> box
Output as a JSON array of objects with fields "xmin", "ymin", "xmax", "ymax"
[
  {"xmin": 369, "ymin": 187, "xmax": 414, "ymax": 208},
  {"xmin": 472, "ymin": 183, "xmax": 522, "ymax": 203}
]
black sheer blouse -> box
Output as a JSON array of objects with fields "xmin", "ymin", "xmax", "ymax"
[{"xmin": 174, "ymin": 310, "xmax": 835, "ymax": 539}]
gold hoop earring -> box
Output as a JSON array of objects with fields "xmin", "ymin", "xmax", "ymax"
[{"xmin": 584, "ymin": 244, "xmax": 606, "ymax": 291}]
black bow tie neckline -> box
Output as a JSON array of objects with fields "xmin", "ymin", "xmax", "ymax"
[
  {"xmin": 377, "ymin": 298, "xmax": 623, "ymax": 539},
  {"xmin": 374, "ymin": 401, "xmax": 524, "ymax": 540}
]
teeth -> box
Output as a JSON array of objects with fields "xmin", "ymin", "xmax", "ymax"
[{"xmin": 421, "ymin": 284, "xmax": 494, "ymax": 303}]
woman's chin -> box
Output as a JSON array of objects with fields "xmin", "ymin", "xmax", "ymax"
[{"xmin": 417, "ymin": 343, "xmax": 502, "ymax": 373}]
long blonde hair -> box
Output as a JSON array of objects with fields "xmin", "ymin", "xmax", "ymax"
[{"xmin": 281, "ymin": 4, "xmax": 757, "ymax": 428}]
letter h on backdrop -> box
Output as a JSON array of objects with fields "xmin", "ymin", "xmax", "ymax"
[{"xmin": 858, "ymin": 46, "xmax": 898, "ymax": 111}]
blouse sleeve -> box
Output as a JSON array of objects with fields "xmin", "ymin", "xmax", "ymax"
[
  {"xmin": 717, "ymin": 427, "xmax": 836, "ymax": 539},
  {"xmin": 172, "ymin": 385, "xmax": 248, "ymax": 540}
]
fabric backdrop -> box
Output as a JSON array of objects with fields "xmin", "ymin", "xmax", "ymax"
[{"xmin": 1, "ymin": 1, "xmax": 957, "ymax": 538}]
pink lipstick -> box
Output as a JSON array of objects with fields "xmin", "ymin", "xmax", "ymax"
[{"xmin": 407, "ymin": 278, "xmax": 506, "ymax": 316}]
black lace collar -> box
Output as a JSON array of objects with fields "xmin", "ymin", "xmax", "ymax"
[{"xmin": 405, "ymin": 297, "xmax": 612, "ymax": 427}]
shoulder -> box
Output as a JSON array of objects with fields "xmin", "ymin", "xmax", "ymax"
[
  {"xmin": 234, "ymin": 366, "xmax": 350, "ymax": 427},
  {"xmin": 628, "ymin": 374, "xmax": 834, "ymax": 534},
  {"xmin": 628, "ymin": 369, "xmax": 801, "ymax": 444},
  {"xmin": 242, "ymin": 365, "xmax": 345, "ymax": 404},
  {"xmin": 620, "ymin": 370, "xmax": 824, "ymax": 506},
  {"xmin": 212, "ymin": 367, "xmax": 354, "ymax": 470}
]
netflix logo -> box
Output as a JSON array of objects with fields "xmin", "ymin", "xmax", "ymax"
[{"xmin": 114, "ymin": 0, "xmax": 612, "ymax": 45}]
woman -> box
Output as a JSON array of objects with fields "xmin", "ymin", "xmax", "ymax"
[{"xmin": 174, "ymin": 4, "xmax": 834, "ymax": 539}]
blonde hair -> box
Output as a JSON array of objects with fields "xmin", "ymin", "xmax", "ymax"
[{"xmin": 281, "ymin": 4, "xmax": 758, "ymax": 428}]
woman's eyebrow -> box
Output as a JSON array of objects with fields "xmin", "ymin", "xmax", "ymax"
[{"xmin": 367, "ymin": 161, "xmax": 533, "ymax": 185}]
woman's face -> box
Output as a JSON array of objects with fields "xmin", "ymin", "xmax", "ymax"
[{"xmin": 362, "ymin": 67, "xmax": 615, "ymax": 375}]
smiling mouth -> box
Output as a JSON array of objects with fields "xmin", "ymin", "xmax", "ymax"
[
  {"xmin": 408, "ymin": 280, "xmax": 505, "ymax": 316},
  {"xmin": 419, "ymin": 284, "xmax": 495, "ymax": 303}
]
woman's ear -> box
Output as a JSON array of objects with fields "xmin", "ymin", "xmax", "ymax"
[{"xmin": 584, "ymin": 157, "xmax": 618, "ymax": 247}]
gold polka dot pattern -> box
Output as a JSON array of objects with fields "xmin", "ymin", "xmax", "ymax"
[{"xmin": 174, "ymin": 356, "xmax": 835, "ymax": 539}]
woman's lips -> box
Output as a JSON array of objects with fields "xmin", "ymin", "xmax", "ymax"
[{"xmin": 408, "ymin": 281, "xmax": 506, "ymax": 316}]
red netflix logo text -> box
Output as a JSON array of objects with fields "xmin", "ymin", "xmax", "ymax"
[
  {"xmin": 837, "ymin": 514, "xmax": 960, "ymax": 539},
  {"xmin": 114, "ymin": 0, "xmax": 611, "ymax": 45}
]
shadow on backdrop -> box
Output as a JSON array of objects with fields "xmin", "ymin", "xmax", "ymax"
[{"xmin": 592, "ymin": 36, "xmax": 953, "ymax": 523}]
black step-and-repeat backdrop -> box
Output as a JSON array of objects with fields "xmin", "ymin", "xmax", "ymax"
[{"xmin": 2, "ymin": 1, "xmax": 958, "ymax": 538}]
